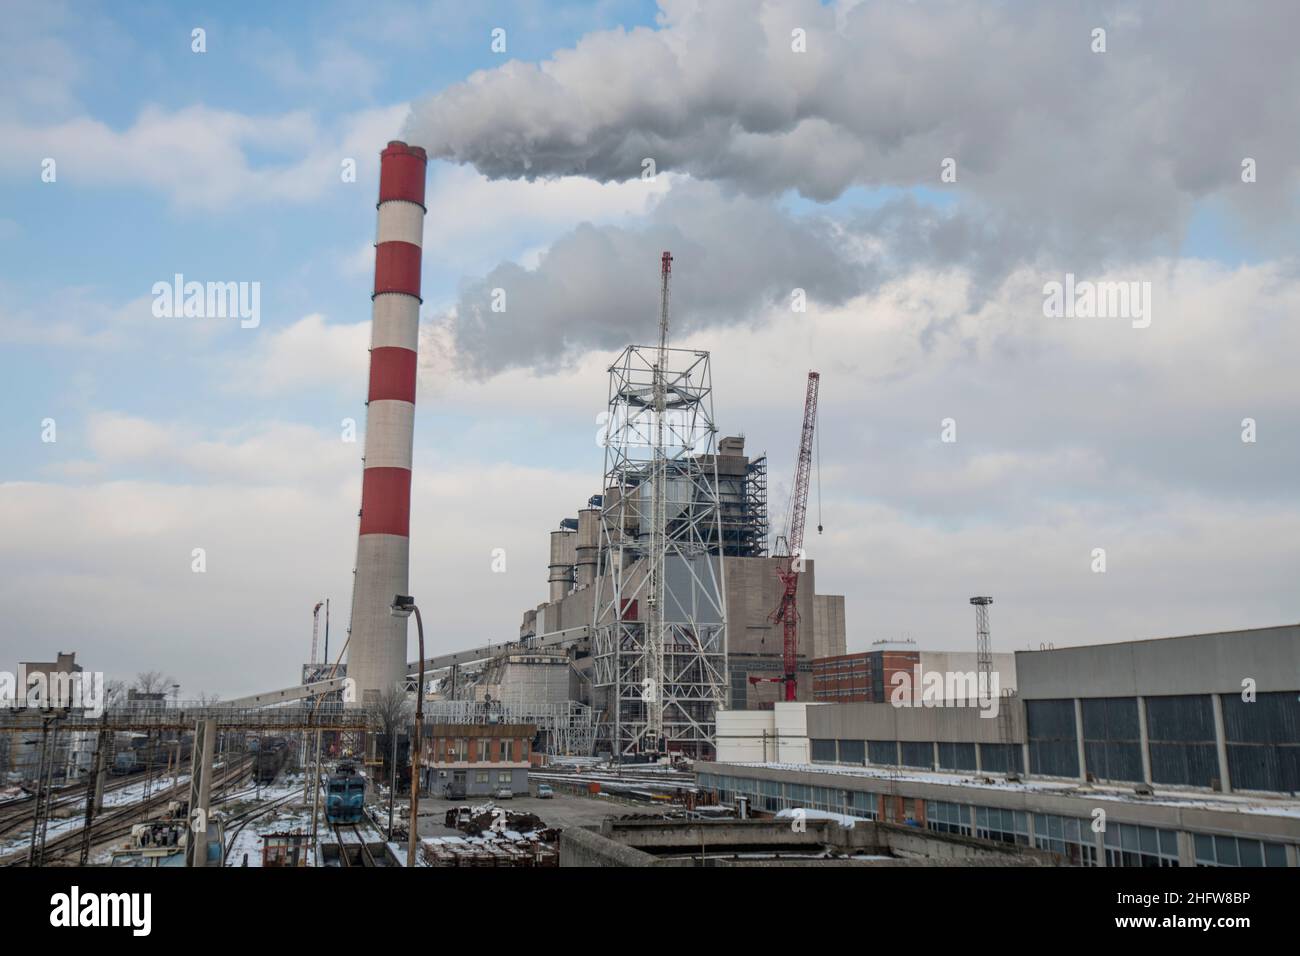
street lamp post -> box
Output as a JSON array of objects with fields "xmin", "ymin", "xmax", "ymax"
[{"xmin": 391, "ymin": 595, "xmax": 424, "ymax": 869}]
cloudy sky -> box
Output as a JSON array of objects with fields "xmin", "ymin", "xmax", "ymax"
[{"xmin": 2, "ymin": 0, "xmax": 1297, "ymax": 699}]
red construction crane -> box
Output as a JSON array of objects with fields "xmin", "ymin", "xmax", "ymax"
[{"xmin": 750, "ymin": 371, "xmax": 821, "ymax": 701}]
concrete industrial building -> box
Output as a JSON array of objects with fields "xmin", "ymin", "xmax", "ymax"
[
  {"xmin": 700, "ymin": 624, "xmax": 1300, "ymax": 866},
  {"xmin": 516, "ymin": 432, "xmax": 847, "ymax": 758}
]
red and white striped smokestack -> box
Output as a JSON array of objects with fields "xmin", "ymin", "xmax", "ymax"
[{"xmin": 347, "ymin": 140, "xmax": 427, "ymax": 703}]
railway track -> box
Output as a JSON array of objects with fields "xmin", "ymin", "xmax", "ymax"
[
  {"xmin": 0, "ymin": 754, "xmax": 192, "ymax": 837},
  {"xmin": 0, "ymin": 770, "xmax": 178, "ymax": 840},
  {"xmin": 223, "ymin": 792, "xmax": 299, "ymax": 863},
  {"xmin": 333, "ymin": 823, "xmax": 377, "ymax": 867},
  {"xmin": 1, "ymin": 755, "xmax": 254, "ymax": 867}
]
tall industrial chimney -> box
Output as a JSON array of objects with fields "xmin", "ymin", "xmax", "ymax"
[{"xmin": 347, "ymin": 141, "xmax": 428, "ymax": 704}]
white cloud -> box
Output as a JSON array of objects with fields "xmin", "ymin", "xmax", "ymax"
[
  {"xmin": 228, "ymin": 313, "xmax": 370, "ymax": 398},
  {"xmin": 0, "ymin": 103, "xmax": 409, "ymax": 210}
]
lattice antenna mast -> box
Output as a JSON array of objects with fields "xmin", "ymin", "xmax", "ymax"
[
  {"xmin": 644, "ymin": 251, "xmax": 673, "ymax": 746},
  {"xmin": 970, "ymin": 596, "xmax": 993, "ymax": 702},
  {"xmin": 309, "ymin": 601, "xmax": 324, "ymax": 666}
]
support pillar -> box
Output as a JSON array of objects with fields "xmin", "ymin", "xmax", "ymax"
[
  {"xmin": 1073, "ymin": 698, "xmax": 1087, "ymax": 783},
  {"xmin": 1211, "ymin": 693, "xmax": 1232, "ymax": 793},
  {"xmin": 186, "ymin": 718, "xmax": 216, "ymax": 867},
  {"xmin": 1136, "ymin": 695, "xmax": 1152, "ymax": 784}
]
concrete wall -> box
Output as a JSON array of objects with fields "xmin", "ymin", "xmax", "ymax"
[
  {"xmin": 716, "ymin": 709, "xmax": 778, "ymax": 763},
  {"xmin": 813, "ymin": 594, "xmax": 847, "ymax": 660},
  {"xmin": 808, "ymin": 699, "xmax": 1026, "ymax": 744},
  {"xmin": 560, "ymin": 826, "xmax": 661, "ymax": 867},
  {"xmin": 917, "ymin": 651, "xmax": 1017, "ymax": 694},
  {"xmin": 1015, "ymin": 624, "xmax": 1300, "ymax": 699},
  {"xmin": 774, "ymin": 702, "xmax": 813, "ymax": 763}
]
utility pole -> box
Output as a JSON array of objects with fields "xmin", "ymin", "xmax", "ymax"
[
  {"xmin": 388, "ymin": 731, "xmax": 398, "ymax": 840},
  {"xmin": 79, "ymin": 717, "xmax": 110, "ymax": 866},
  {"xmin": 391, "ymin": 595, "xmax": 424, "ymax": 867}
]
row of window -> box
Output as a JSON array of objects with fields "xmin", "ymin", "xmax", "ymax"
[
  {"xmin": 1027, "ymin": 692, "xmax": 1300, "ymax": 792},
  {"xmin": 810, "ymin": 738, "xmax": 1024, "ymax": 774},
  {"xmin": 696, "ymin": 773, "xmax": 1291, "ymax": 867},
  {"xmin": 429, "ymin": 737, "xmax": 526, "ymax": 763}
]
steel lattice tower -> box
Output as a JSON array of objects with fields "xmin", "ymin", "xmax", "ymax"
[
  {"xmin": 591, "ymin": 346, "xmax": 728, "ymax": 759},
  {"xmin": 970, "ymin": 596, "xmax": 993, "ymax": 700}
]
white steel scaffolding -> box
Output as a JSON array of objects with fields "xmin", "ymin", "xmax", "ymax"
[{"xmin": 591, "ymin": 345, "xmax": 728, "ymax": 759}]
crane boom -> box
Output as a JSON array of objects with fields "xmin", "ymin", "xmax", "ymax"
[
  {"xmin": 751, "ymin": 371, "xmax": 821, "ymax": 701},
  {"xmin": 788, "ymin": 372, "xmax": 820, "ymax": 556}
]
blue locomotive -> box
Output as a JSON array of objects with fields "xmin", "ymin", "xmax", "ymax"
[{"xmin": 325, "ymin": 763, "xmax": 365, "ymax": 824}]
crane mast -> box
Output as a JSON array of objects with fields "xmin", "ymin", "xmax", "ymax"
[{"xmin": 753, "ymin": 371, "xmax": 820, "ymax": 701}]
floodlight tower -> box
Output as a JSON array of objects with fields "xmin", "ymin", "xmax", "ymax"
[{"xmin": 970, "ymin": 596, "xmax": 993, "ymax": 700}]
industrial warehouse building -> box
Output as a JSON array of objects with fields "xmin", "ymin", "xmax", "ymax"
[{"xmin": 699, "ymin": 624, "xmax": 1300, "ymax": 866}]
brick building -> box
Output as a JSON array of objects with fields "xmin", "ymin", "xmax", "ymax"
[
  {"xmin": 420, "ymin": 722, "xmax": 536, "ymax": 797},
  {"xmin": 812, "ymin": 649, "xmax": 920, "ymax": 703}
]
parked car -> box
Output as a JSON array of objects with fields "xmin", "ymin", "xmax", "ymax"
[
  {"xmin": 536, "ymin": 784, "xmax": 554, "ymax": 799},
  {"xmin": 493, "ymin": 787, "xmax": 514, "ymax": 800}
]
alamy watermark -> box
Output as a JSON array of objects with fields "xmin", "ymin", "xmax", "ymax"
[
  {"xmin": 1043, "ymin": 273, "xmax": 1151, "ymax": 329},
  {"xmin": 0, "ymin": 668, "xmax": 105, "ymax": 718},
  {"xmin": 151, "ymin": 274, "xmax": 260, "ymax": 328},
  {"xmin": 890, "ymin": 667, "xmax": 1002, "ymax": 718}
]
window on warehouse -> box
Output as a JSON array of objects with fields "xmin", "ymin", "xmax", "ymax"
[
  {"xmin": 1145, "ymin": 696, "xmax": 1220, "ymax": 788},
  {"xmin": 1103, "ymin": 822, "xmax": 1179, "ymax": 867},
  {"xmin": 975, "ymin": 806, "xmax": 1030, "ymax": 846},
  {"xmin": 1221, "ymin": 691, "xmax": 1300, "ymax": 793},
  {"xmin": 838, "ymin": 739, "xmax": 866, "ymax": 765},
  {"xmin": 1193, "ymin": 833, "xmax": 1288, "ymax": 867},
  {"xmin": 1082, "ymin": 697, "xmax": 1143, "ymax": 783},
  {"xmin": 1033, "ymin": 813, "xmax": 1099, "ymax": 866},
  {"xmin": 810, "ymin": 739, "xmax": 837, "ymax": 763},
  {"xmin": 847, "ymin": 790, "xmax": 877, "ymax": 820},
  {"xmin": 937, "ymin": 742, "xmax": 977, "ymax": 772},
  {"xmin": 898, "ymin": 741, "xmax": 933, "ymax": 769},
  {"xmin": 1026, "ymin": 699, "xmax": 1079, "ymax": 778},
  {"xmin": 979, "ymin": 743, "xmax": 1024, "ymax": 774},
  {"xmin": 926, "ymin": 800, "xmax": 972, "ymax": 837},
  {"xmin": 867, "ymin": 740, "xmax": 898, "ymax": 765}
]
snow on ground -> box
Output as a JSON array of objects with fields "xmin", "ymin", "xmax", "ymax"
[
  {"xmin": 774, "ymin": 808, "xmax": 858, "ymax": 828},
  {"xmin": 0, "ymin": 773, "xmax": 191, "ymax": 858}
]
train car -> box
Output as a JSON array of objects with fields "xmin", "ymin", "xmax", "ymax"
[
  {"xmin": 111, "ymin": 751, "xmax": 143, "ymax": 776},
  {"xmin": 255, "ymin": 746, "xmax": 289, "ymax": 784},
  {"xmin": 324, "ymin": 763, "xmax": 365, "ymax": 825}
]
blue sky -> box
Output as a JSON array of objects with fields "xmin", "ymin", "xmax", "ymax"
[{"xmin": 1, "ymin": 1, "xmax": 667, "ymax": 481}]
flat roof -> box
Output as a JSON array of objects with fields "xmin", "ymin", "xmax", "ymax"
[
  {"xmin": 1014, "ymin": 622, "xmax": 1300, "ymax": 656},
  {"xmin": 706, "ymin": 761, "xmax": 1300, "ymax": 821}
]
